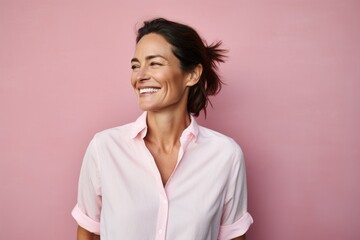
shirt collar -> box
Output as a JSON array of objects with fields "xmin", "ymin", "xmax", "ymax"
[
  {"xmin": 130, "ymin": 112, "xmax": 148, "ymax": 139},
  {"xmin": 130, "ymin": 112, "xmax": 199, "ymax": 142}
]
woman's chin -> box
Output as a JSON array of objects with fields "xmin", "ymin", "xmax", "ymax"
[{"xmin": 138, "ymin": 104, "xmax": 158, "ymax": 112}]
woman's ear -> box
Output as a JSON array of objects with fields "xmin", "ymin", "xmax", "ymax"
[{"xmin": 186, "ymin": 64, "xmax": 203, "ymax": 87}]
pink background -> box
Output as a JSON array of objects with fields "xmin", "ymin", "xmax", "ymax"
[{"xmin": 1, "ymin": 0, "xmax": 359, "ymax": 239}]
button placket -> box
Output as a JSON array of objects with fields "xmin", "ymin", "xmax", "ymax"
[{"xmin": 155, "ymin": 191, "xmax": 169, "ymax": 240}]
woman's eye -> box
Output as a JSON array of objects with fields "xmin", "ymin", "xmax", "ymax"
[
  {"xmin": 131, "ymin": 65, "xmax": 139, "ymax": 70},
  {"xmin": 150, "ymin": 62, "xmax": 162, "ymax": 67}
]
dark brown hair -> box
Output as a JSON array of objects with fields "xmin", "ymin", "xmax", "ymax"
[{"xmin": 136, "ymin": 18, "xmax": 227, "ymax": 116}]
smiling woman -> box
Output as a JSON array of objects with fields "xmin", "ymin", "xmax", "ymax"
[
  {"xmin": 131, "ymin": 33, "xmax": 200, "ymax": 115},
  {"xmin": 72, "ymin": 18, "xmax": 253, "ymax": 240}
]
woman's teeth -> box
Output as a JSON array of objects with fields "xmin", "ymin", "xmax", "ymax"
[{"xmin": 139, "ymin": 88, "xmax": 160, "ymax": 94}]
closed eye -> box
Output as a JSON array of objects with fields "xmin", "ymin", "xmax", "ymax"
[
  {"xmin": 150, "ymin": 62, "xmax": 162, "ymax": 67},
  {"xmin": 131, "ymin": 64, "xmax": 140, "ymax": 70}
]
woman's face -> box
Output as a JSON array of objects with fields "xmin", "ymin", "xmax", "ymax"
[{"xmin": 131, "ymin": 33, "xmax": 192, "ymax": 113}]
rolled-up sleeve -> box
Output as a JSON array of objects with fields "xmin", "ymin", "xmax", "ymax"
[
  {"xmin": 218, "ymin": 143, "xmax": 253, "ymax": 240},
  {"xmin": 72, "ymin": 137, "xmax": 102, "ymax": 234}
]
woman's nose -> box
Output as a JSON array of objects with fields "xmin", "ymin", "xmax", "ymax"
[{"xmin": 136, "ymin": 66, "xmax": 150, "ymax": 81}]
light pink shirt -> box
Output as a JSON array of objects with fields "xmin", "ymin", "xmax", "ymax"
[{"xmin": 72, "ymin": 112, "xmax": 253, "ymax": 240}]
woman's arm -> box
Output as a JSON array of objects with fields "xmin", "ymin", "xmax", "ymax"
[
  {"xmin": 77, "ymin": 225, "xmax": 100, "ymax": 240},
  {"xmin": 232, "ymin": 234, "xmax": 246, "ymax": 240}
]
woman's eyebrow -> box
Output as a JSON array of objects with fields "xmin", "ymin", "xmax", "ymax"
[
  {"xmin": 131, "ymin": 55, "xmax": 167, "ymax": 63},
  {"xmin": 131, "ymin": 58, "xmax": 139, "ymax": 63}
]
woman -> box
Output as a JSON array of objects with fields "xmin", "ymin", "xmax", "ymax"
[{"xmin": 72, "ymin": 18, "xmax": 253, "ymax": 240}]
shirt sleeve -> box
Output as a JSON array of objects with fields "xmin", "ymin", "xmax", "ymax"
[
  {"xmin": 218, "ymin": 142, "xmax": 253, "ymax": 240},
  {"xmin": 71, "ymin": 137, "xmax": 102, "ymax": 234}
]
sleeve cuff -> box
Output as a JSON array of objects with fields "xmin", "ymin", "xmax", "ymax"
[
  {"xmin": 71, "ymin": 204, "xmax": 100, "ymax": 235},
  {"xmin": 218, "ymin": 212, "xmax": 253, "ymax": 240}
]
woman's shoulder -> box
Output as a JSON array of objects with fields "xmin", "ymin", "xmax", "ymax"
[
  {"xmin": 195, "ymin": 125, "xmax": 245, "ymax": 168},
  {"xmin": 197, "ymin": 125, "xmax": 243, "ymax": 153},
  {"xmin": 91, "ymin": 122, "xmax": 135, "ymax": 144}
]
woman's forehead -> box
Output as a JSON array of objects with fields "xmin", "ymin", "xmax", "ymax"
[{"xmin": 134, "ymin": 33, "xmax": 173, "ymax": 58}]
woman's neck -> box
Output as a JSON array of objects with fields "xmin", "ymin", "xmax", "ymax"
[{"xmin": 145, "ymin": 110, "xmax": 190, "ymax": 152}]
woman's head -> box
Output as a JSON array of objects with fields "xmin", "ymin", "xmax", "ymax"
[{"xmin": 135, "ymin": 18, "xmax": 227, "ymax": 116}]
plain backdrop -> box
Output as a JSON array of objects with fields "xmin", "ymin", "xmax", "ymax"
[{"xmin": 1, "ymin": 0, "xmax": 359, "ymax": 239}]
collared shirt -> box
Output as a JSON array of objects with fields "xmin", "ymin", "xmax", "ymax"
[{"xmin": 72, "ymin": 112, "xmax": 253, "ymax": 240}]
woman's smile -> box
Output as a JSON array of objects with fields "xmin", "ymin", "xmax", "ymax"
[{"xmin": 139, "ymin": 87, "xmax": 160, "ymax": 94}]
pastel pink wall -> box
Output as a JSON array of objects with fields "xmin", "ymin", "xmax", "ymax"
[{"xmin": 1, "ymin": 0, "xmax": 359, "ymax": 239}]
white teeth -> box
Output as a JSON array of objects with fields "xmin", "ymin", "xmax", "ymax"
[{"xmin": 139, "ymin": 88, "xmax": 160, "ymax": 94}]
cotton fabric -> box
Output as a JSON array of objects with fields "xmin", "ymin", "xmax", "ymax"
[{"xmin": 72, "ymin": 112, "xmax": 253, "ymax": 239}]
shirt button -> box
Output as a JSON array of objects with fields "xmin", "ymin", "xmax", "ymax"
[{"xmin": 159, "ymin": 228, "xmax": 163, "ymax": 234}]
